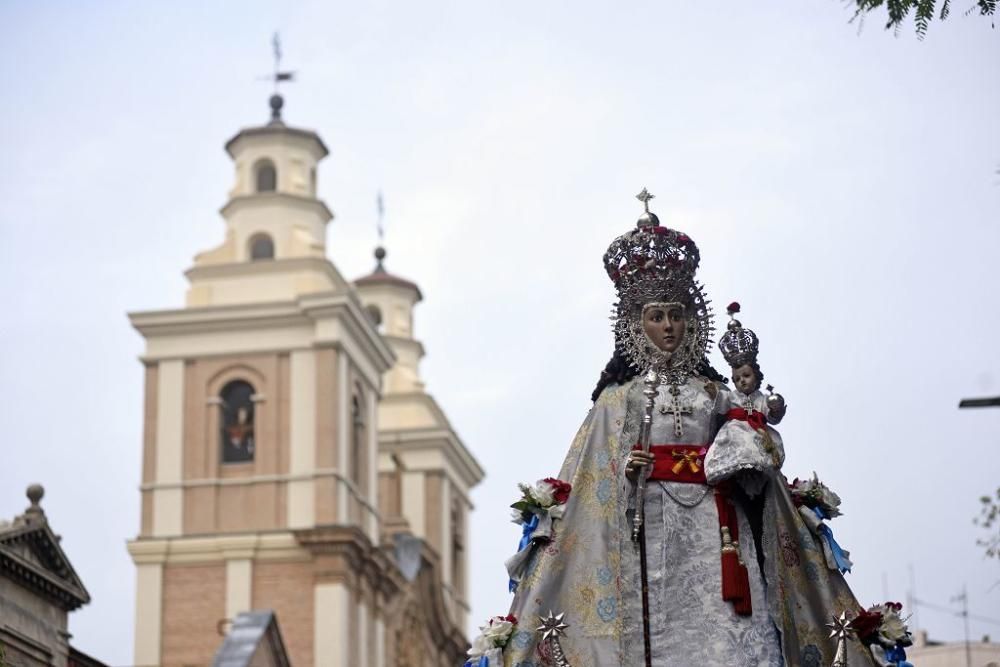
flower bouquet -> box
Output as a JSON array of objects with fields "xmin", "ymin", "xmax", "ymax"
[
  {"xmin": 789, "ymin": 473, "xmax": 852, "ymax": 573},
  {"xmin": 789, "ymin": 472, "xmax": 842, "ymax": 518},
  {"xmin": 849, "ymin": 602, "xmax": 914, "ymax": 667},
  {"xmin": 464, "ymin": 614, "xmax": 518, "ymax": 667},
  {"xmin": 505, "ymin": 478, "xmax": 572, "ymax": 592}
]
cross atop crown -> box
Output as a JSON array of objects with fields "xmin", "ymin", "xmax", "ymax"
[{"xmin": 636, "ymin": 188, "xmax": 655, "ymax": 213}]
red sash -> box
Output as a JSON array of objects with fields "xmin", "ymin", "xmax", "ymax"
[
  {"xmin": 643, "ymin": 444, "xmax": 708, "ymax": 483},
  {"xmin": 632, "ymin": 443, "xmax": 753, "ymax": 616},
  {"xmin": 726, "ymin": 407, "xmax": 767, "ymax": 431}
]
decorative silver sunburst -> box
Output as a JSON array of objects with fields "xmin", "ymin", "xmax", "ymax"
[
  {"xmin": 537, "ymin": 611, "xmax": 571, "ymax": 667},
  {"xmin": 827, "ymin": 611, "xmax": 856, "ymax": 667}
]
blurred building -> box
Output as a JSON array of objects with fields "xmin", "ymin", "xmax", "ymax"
[
  {"xmin": 0, "ymin": 485, "xmax": 108, "ymax": 667},
  {"xmin": 906, "ymin": 630, "xmax": 1000, "ymax": 667},
  {"xmin": 126, "ymin": 93, "xmax": 483, "ymax": 667}
]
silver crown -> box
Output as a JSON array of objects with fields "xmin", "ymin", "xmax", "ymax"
[
  {"xmin": 718, "ymin": 302, "xmax": 759, "ymax": 367},
  {"xmin": 603, "ymin": 188, "xmax": 700, "ymax": 292},
  {"xmin": 606, "ymin": 189, "xmax": 714, "ymax": 382}
]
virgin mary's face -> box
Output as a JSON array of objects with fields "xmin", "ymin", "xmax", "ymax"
[{"xmin": 642, "ymin": 304, "xmax": 686, "ymax": 353}]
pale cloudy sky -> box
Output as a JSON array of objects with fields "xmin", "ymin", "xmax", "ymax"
[{"xmin": 1, "ymin": 2, "xmax": 998, "ymax": 664}]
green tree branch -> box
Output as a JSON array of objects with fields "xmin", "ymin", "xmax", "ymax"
[{"xmin": 851, "ymin": 0, "xmax": 996, "ymax": 37}]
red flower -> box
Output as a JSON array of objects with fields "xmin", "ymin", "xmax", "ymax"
[
  {"xmin": 542, "ymin": 477, "xmax": 572, "ymax": 504},
  {"xmin": 677, "ymin": 233, "xmax": 690, "ymax": 243},
  {"xmin": 727, "ymin": 302, "xmax": 741, "ymax": 315},
  {"xmin": 884, "ymin": 601, "xmax": 903, "ymax": 612},
  {"xmin": 504, "ymin": 614, "xmax": 518, "ymax": 624},
  {"xmin": 849, "ymin": 608, "xmax": 883, "ymax": 643}
]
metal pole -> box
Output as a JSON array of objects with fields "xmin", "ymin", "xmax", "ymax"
[{"xmin": 962, "ymin": 584, "xmax": 971, "ymax": 667}]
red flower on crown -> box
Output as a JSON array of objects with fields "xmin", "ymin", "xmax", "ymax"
[
  {"xmin": 727, "ymin": 302, "xmax": 741, "ymax": 315},
  {"xmin": 542, "ymin": 477, "xmax": 572, "ymax": 504}
]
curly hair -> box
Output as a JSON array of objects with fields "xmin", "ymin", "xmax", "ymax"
[
  {"xmin": 590, "ymin": 345, "xmax": 728, "ymax": 402},
  {"xmin": 730, "ymin": 360, "xmax": 764, "ymax": 388}
]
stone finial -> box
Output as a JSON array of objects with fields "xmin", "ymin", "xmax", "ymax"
[
  {"xmin": 269, "ymin": 94, "xmax": 284, "ymax": 124},
  {"xmin": 25, "ymin": 483, "xmax": 45, "ymax": 517}
]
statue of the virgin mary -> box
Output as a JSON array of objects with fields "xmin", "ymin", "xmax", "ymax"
[{"xmin": 483, "ymin": 191, "xmax": 893, "ymax": 667}]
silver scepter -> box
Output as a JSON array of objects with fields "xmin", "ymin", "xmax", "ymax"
[{"xmin": 632, "ymin": 369, "xmax": 660, "ymax": 541}]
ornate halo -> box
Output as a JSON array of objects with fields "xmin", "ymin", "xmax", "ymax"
[{"xmin": 612, "ymin": 279, "xmax": 714, "ymax": 386}]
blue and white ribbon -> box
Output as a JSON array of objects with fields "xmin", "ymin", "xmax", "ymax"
[
  {"xmin": 507, "ymin": 513, "xmax": 540, "ymax": 592},
  {"xmin": 798, "ymin": 505, "xmax": 853, "ymax": 573},
  {"xmin": 812, "ymin": 506, "xmax": 852, "ymax": 574},
  {"xmin": 505, "ymin": 505, "xmax": 564, "ymax": 592},
  {"xmin": 884, "ymin": 645, "xmax": 913, "ymax": 667},
  {"xmin": 870, "ymin": 643, "xmax": 914, "ymax": 667},
  {"xmin": 464, "ymin": 648, "xmax": 502, "ymax": 667}
]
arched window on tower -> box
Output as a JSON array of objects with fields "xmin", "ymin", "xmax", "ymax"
[
  {"xmin": 452, "ymin": 497, "xmax": 465, "ymax": 596},
  {"xmin": 350, "ymin": 389, "xmax": 366, "ymax": 488},
  {"xmin": 220, "ymin": 380, "xmax": 256, "ymax": 463},
  {"xmin": 365, "ymin": 304, "xmax": 383, "ymax": 332},
  {"xmin": 249, "ymin": 233, "xmax": 275, "ymax": 261},
  {"xmin": 254, "ymin": 159, "xmax": 277, "ymax": 192},
  {"xmin": 310, "ymin": 167, "xmax": 317, "ymax": 196}
]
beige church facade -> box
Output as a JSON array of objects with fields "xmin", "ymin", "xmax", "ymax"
[{"xmin": 126, "ymin": 94, "xmax": 484, "ymax": 667}]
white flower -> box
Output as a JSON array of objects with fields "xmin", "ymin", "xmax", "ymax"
[
  {"xmin": 483, "ymin": 617, "xmax": 515, "ymax": 643},
  {"xmin": 818, "ymin": 485, "xmax": 842, "ymax": 517},
  {"xmin": 510, "ymin": 508, "xmax": 526, "ymax": 525},
  {"xmin": 530, "ymin": 480, "xmax": 556, "ymax": 507},
  {"xmin": 467, "ymin": 632, "xmax": 492, "ymax": 658},
  {"xmin": 875, "ymin": 606, "xmax": 911, "ymax": 647},
  {"xmin": 792, "ymin": 473, "xmax": 842, "ymax": 517}
]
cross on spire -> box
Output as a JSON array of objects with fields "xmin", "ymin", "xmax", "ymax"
[{"xmin": 636, "ymin": 187, "xmax": 655, "ymax": 213}]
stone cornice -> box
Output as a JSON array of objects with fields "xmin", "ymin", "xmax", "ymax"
[
  {"xmin": 299, "ymin": 292, "xmax": 395, "ymax": 378},
  {"xmin": 128, "ymin": 288, "xmax": 395, "ymax": 383},
  {"xmin": 0, "ymin": 521, "xmax": 90, "ymax": 611},
  {"xmin": 224, "ymin": 125, "xmax": 329, "ymax": 159},
  {"xmin": 127, "ymin": 532, "xmax": 309, "ymax": 565},
  {"xmin": 381, "ymin": 334, "xmax": 426, "ymax": 359},
  {"xmin": 378, "ymin": 393, "xmax": 485, "ymax": 488},
  {"xmin": 293, "ymin": 525, "xmax": 406, "ymax": 603},
  {"xmin": 219, "ymin": 192, "xmax": 333, "ymax": 224},
  {"xmin": 182, "ymin": 256, "xmax": 345, "ymax": 290},
  {"xmin": 130, "ymin": 299, "xmax": 310, "ymax": 338}
]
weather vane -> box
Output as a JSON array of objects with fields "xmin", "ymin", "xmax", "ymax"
[
  {"xmin": 376, "ymin": 190, "xmax": 385, "ymax": 244},
  {"xmin": 268, "ymin": 32, "xmax": 295, "ymax": 93}
]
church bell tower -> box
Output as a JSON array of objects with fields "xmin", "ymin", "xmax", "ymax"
[{"xmin": 127, "ymin": 94, "xmax": 400, "ymax": 667}]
